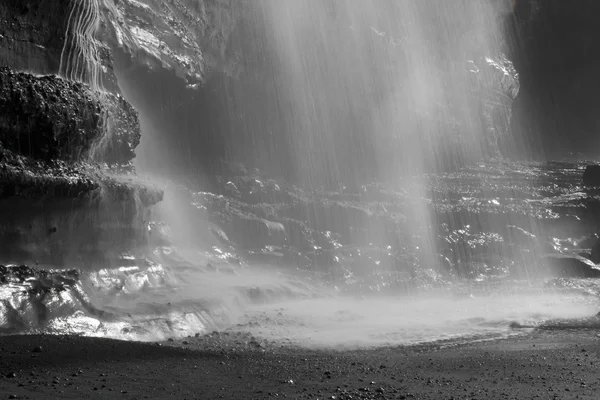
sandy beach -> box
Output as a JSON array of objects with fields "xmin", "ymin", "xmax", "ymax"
[{"xmin": 0, "ymin": 329, "xmax": 598, "ymax": 400}]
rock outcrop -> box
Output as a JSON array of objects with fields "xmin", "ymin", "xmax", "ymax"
[
  {"xmin": 0, "ymin": 68, "xmax": 140, "ymax": 164},
  {"xmin": 0, "ymin": 0, "xmax": 169, "ymax": 265}
]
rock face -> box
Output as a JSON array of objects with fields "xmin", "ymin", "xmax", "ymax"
[
  {"xmin": 0, "ymin": 168, "xmax": 162, "ymax": 265},
  {"xmin": 101, "ymin": 0, "xmax": 240, "ymax": 85},
  {"xmin": 0, "ymin": 0, "xmax": 118, "ymax": 91},
  {"xmin": 507, "ymin": 0, "xmax": 600, "ymax": 158},
  {"xmin": 471, "ymin": 55, "xmax": 520, "ymax": 159},
  {"xmin": 583, "ymin": 165, "xmax": 600, "ymax": 187},
  {"xmin": 0, "ymin": 0, "xmax": 168, "ymax": 265},
  {"xmin": 0, "ymin": 68, "xmax": 140, "ymax": 164}
]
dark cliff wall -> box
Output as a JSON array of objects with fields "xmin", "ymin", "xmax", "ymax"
[
  {"xmin": 507, "ymin": 0, "xmax": 600, "ymax": 159},
  {"xmin": 0, "ymin": 0, "xmax": 70, "ymax": 74}
]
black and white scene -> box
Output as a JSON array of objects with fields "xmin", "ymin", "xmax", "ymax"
[{"xmin": 2, "ymin": 0, "xmax": 600, "ymax": 398}]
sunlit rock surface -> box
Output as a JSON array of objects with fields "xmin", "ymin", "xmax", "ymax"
[{"xmin": 102, "ymin": 0, "xmax": 240, "ymax": 85}]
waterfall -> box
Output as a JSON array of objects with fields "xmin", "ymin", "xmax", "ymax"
[{"xmin": 257, "ymin": 0, "xmax": 515, "ymax": 184}]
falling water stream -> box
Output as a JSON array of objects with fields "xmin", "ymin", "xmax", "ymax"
[{"xmin": 2, "ymin": 0, "xmax": 600, "ymax": 348}]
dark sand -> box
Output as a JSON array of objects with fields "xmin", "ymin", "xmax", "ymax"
[{"xmin": 0, "ymin": 329, "xmax": 599, "ymax": 399}]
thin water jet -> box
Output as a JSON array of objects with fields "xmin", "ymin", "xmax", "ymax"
[{"xmin": 59, "ymin": 0, "xmax": 103, "ymax": 91}]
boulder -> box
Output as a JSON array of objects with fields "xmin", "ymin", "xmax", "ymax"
[{"xmin": 505, "ymin": 225, "xmax": 537, "ymax": 245}]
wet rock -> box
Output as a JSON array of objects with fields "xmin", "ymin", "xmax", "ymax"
[
  {"xmin": 221, "ymin": 175, "xmax": 289, "ymax": 204},
  {"xmin": 0, "ymin": 68, "xmax": 139, "ymax": 164},
  {"xmin": 103, "ymin": 0, "xmax": 240, "ymax": 85},
  {"xmin": 89, "ymin": 94, "xmax": 141, "ymax": 165},
  {"xmin": 282, "ymin": 219, "xmax": 315, "ymax": 251},
  {"xmin": 577, "ymin": 233, "xmax": 599, "ymax": 250},
  {"xmin": 544, "ymin": 255, "xmax": 600, "ymax": 278},
  {"xmin": 583, "ymin": 165, "xmax": 600, "ymax": 187},
  {"xmin": 230, "ymin": 216, "xmax": 287, "ymax": 249},
  {"xmin": 245, "ymin": 249, "xmax": 285, "ymax": 266},
  {"xmin": 590, "ymin": 239, "xmax": 600, "ymax": 263},
  {"xmin": 283, "ymin": 199, "xmax": 372, "ymax": 243},
  {"xmin": 505, "ymin": 225, "xmax": 537, "ymax": 245}
]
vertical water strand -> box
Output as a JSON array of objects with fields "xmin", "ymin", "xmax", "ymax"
[
  {"xmin": 59, "ymin": 0, "xmax": 103, "ymax": 92},
  {"xmin": 58, "ymin": 0, "xmax": 80, "ymax": 82},
  {"xmin": 86, "ymin": 0, "xmax": 103, "ymax": 90},
  {"xmin": 59, "ymin": 0, "xmax": 119, "ymax": 163},
  {"xmin": 72, "ymin": 0, "xmax": 95, "ymax": 86}
]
